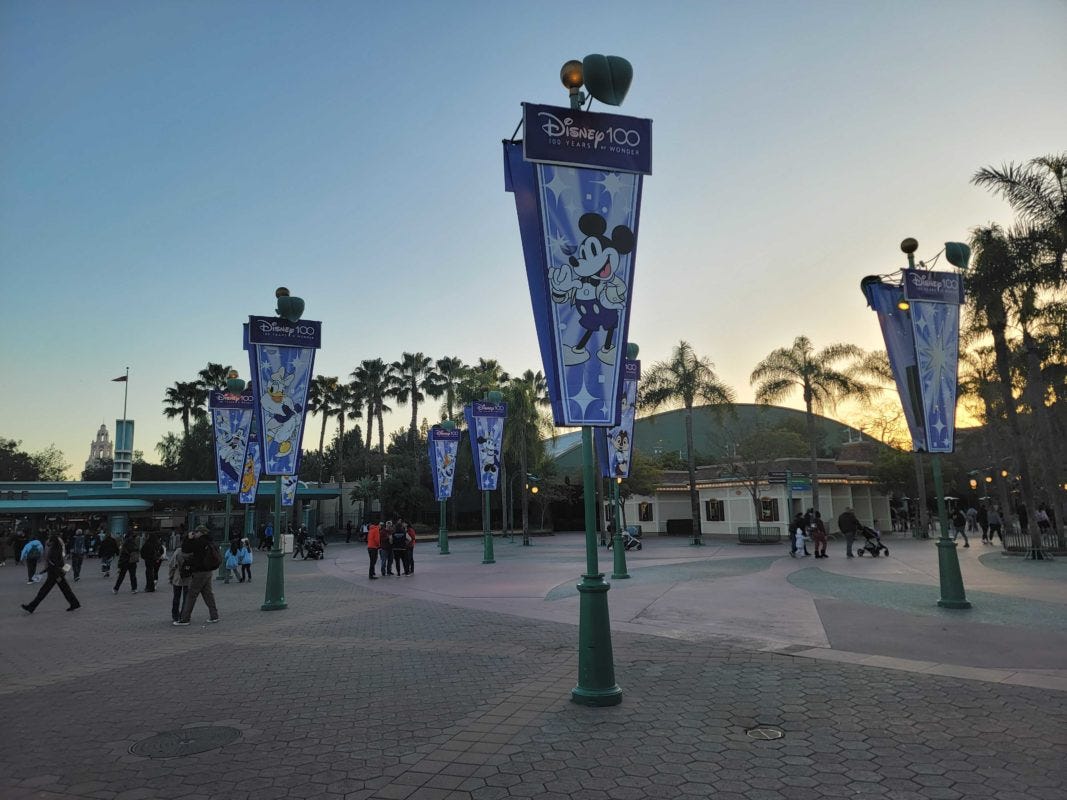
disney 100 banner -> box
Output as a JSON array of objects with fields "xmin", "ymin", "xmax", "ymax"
[
  {"xmin": 209, "ymin": 389, "xmax": 255, "ymax": 495},
  {"xmin": 428, "ymin": 425, "xmax": 461, "ymax": 501},
  {"xmin": 504, "ymin": 103, "xmax": 651, "ymax": 427},
  {"xmin": 246, "ymin": 315, "xmax": 322, "ymax": 476},
  {"xmin": 464, "ymin": 401, "xmax": 507, "ymax": 492},
  {"xmin": 595, "ymin": 359, "xmax": 640, "ymax": 478},
  {"xmin": 239, "ymin": 428, "xmax": 262, "ymax": 505}
]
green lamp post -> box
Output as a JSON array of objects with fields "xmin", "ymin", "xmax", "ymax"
[
  {"xmin": 435, "ymin": 419, "xmax": 458, "ymax": 555},
  {"xmin": 481, "ymin": 391, "xmax": 504, "ymax": 565}
]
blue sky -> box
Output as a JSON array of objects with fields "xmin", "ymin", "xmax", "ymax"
[{"xmin": 2, "ymin": 0, "xmax": 1065, "ymax": 474}]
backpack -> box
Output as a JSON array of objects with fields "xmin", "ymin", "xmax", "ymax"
[
  {"xmin": 202, "ymin": 539, "xmax": 223, "ymax": 570},
  {"xmin": 391, "ymin": 529, "xmax": 408, "ymax": 549}
]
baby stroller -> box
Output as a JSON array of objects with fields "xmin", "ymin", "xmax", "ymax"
[
  {"xmin": 303, "ymin": 537, "xmax": 325, "ymax": 560},
  {"xmin": 856, "ymin": 526, "xmax": 889, "ymax": 557},
  {"xmin": 607, "ymin": 526, "xmax": 642, "ymax": 551}
]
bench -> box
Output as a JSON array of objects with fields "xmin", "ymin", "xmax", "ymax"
[{"xmin": 737, "ymin": 526, "xmax": 782, "ymax": 544}]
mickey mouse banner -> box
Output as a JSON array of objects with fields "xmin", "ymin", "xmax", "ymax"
[
  {"xmin": 209, "ymin": 390, "xmax": 255, "ymax": 495},
  {"xmin": 428, "ymin": 426, "xmax": 461, "ymax": 501},
  {"xmin": 504, "ymin": 104, "xmax": 651, "ymax": 427},
  {"xmin": 464, "ymin": 401, "xmax": 507, "ymax": 492},
  {"xmin": 247, "ymin": 316, "xmax": 321, "ymax": 476},
  {"xmin": 595, "ymin": 359, "xmax": 640, "ymax": 478}
]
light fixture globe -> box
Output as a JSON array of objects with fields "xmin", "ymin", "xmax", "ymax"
[
  {"xmin": 560, "ymin": 60, "xmax": 584, "ymax": 89},
  {"xmin": 900, "ymin": 238, "xmax": 919, "ymax": 255},
  {"xmin": 274, "ymin": 286, "xmax": 305, "ymax": 322}
]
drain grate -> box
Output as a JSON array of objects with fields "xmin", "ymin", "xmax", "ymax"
[
  {"xmin": 746, "ymin": 725, "xmax": 784, "ymax": 740},
  {"xmin": 130, "ymin": 726, "xmax": 241, "ymax": 758}
]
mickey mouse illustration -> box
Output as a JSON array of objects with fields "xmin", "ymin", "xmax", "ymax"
[
  {"xmin": 550, "ymin": 212, "xmax": 634, "ymax": 367},
  {"xmin": 216, "ymin": 414, "xmax": 247, "ymax": 485},
  {"xmin": 476, "ymin": 434, "xmax": 500, "ymax": 475}
]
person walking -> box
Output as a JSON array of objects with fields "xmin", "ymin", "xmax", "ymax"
[
  {"xmin": 811, "ymin": 511, "xmax": 828, "ymax": 558},
  {"xmin": 345, "ymin": 521, "xmax": 353, "ymax": 543},
  {"xmin": 168, "ymin": 546, "xmax": 192, "ymax": 623},
  {"xmin": 237, "ymin": 538, "xmax": 253, "ymax": 582},
  {"xmin": 21, "ymin": 533, "xmax": 80, "ymax": 613},
  {"xmin": 98, "ymin": 532, "xmax": 119, "ymax": 578},
  {"xmin": 174, "ymin": 525, "xmax": 220, "ymax": 626},
  {"xmin": 141, "ymin": 533, "xmax": 164, "ymax": 592},
  {"xmin": 70, "ymin": 528, "xmax": 87, "ymax": 581},
  {"xmin": 223, "ymin": 541, "xmax": 240, "ymax": 584},
  {"xmin": 838, "ymin": 507, "xmax": 860, "ymax": 558},
  {"xmin": 366, "ymin": 521, "xmax": 380, "ymax": 579},
  {"xmin": 987, "ymin": 506, "xmax": 1004, "ymax": 545},
  {"xmin": 113, "ymin": 532, "xmax": 141, "ymax": 593},
  {"xmin": 20, "ymin": 536, "xmax": 44, "ymax": 584},
  {"xmin": 789, "ymin": 513, "xmax": 805, "ymax": 557},
  {"xmin": 405, "ymin": 521, "xmax": 416, "ymax": 574},
  {"xmin": 292, "ymin": 526, "xmax": 307, "ymax": 559},
  {"xmin": 0, "ymin": 531, "xmax": 11, "ymax": 567},
  {"xmin": 951, "ymin": 508, "xmax": 970, "ymax": 547}
]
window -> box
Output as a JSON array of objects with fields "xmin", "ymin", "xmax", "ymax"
[
  {"xmin": 638, "ymin": 502, "xmax": 654, "ymax": 522},
  {"xmin": 758, "ymin": 498, "xmax": 780, "ymax": 522},
  {"xmin": 705, "ymin": 499, "xmax": 725, "ymax": 521}
]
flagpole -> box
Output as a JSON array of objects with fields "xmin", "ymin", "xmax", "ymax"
[{"xmin": 122, "ymin": 366, "xmax": 130, "ymax": 423}]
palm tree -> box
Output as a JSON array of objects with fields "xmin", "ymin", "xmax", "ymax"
[
  {"xmin": 750, "ymin": 336, "xmax": 868, "ymax": 516},
  {"xmin": 391, "ymin": 352, "xmax": 441, "ymax": 451},
  {"xmin": 328, "ymin": 380, "xmax": 357, "ymax": 483},
  {"xmin": 197, "ymin": 363, "xmax": 232, "ymax": 391},
  {"xmin": 504, "ymin": 370, "xmax": 551, "ymax": 545},
  {"xmin": 430, "ymin": 356, "xmax": 468, "ymax": 422},
  {"xmin": 306, "ymin": 376, "xmax": 340, "ymax": 480},
  {"xmin": 639, "ymin": 341, "xmax": 735, "ymax": 544},
  {"xmin": 163, "ymin": 380, "xmax": 208, "ymax": 437},
  {"xmin": 351, "ymin": 359, "xmax": 395, "ymax": 472},
  {"xmin": 461, "ymin": 358, "xmax": 511, "ymax": 403}
]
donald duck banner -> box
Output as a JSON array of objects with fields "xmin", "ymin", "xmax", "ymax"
[
  {"xmin": 281, "ymin": 474, "xmax": 299, "ymax": 507},
  {"xmin": 428, "ymin": 425, "xmax": 461, "ymax": 501},
  {"xmin": 247, "ymin": 315, "xmax": 322, "ymax": 476},
  {"xmin": 464, "ymin": 401, "xmax": 507, "ymax": 492},
  {"xmin": 209, "ymin": 389, "xmax": 255, "ymax": 495},
  {"xmin": 903, "ymin": 270, "xmax": 964, "ymax": 453},
  {"xmin": 238, "ymin": 428, "xmax": 262, "ymax": 505},
  {"xmin": 504, "ymin": 103, "xmax": 651, "ymax": 428},
  {"xmin": 595, "ymin": 359, "xmax": 640, "ymax": 478}
]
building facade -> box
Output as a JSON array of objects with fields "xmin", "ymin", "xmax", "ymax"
[{"xmin": 84, "ymin": 424, "xmax": 112, "ymax": 473}]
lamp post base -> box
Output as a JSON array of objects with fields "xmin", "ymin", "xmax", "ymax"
[
  {"xmin": 935, "ymin": 537, "xmax": 971, "ymax": 609},
  {"xmin": 261, "ymin": 548, "xmax": 288, "ymax": 611},
  {"xmin": 611, "ymin": 533, "xmax": 630, "ymax": 579},
  {"xmin": 571, "ymin": 574, "xmax": 622, "ymax": 707}
]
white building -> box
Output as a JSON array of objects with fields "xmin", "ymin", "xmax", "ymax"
[{"xmin": 84, "ymin": 424, "xmax": 112, "ymax": 473}]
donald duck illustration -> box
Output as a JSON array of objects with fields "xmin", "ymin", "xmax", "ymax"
[{"xmin": 261, "ymin": 367, "xmax": 303, "ymax": 456}]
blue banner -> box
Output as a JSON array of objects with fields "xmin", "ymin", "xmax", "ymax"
[
  {"xmin": 239, "ymin": 429, "xmax": 262, "ymax": 504},
  {"xmin": 248, "ymin": 316, "xmax": 321, "ymax": 476},
  {"xmin": 428, "ymin": 426, "xmax": 462, "ymax": 501},
  {"xmin": 464, "ymin": 401, "xmax": 507, "ymax": 491},
  {"xmin": 595, "ymin": 359, "xmax": 640, "ymax": 478},
  {"xmin": 903, "ymin": 270, "xmax": 964, "ymax": 304},
  {"xmin": 209, "ymin": 390, "xmax": 255, "ymax": 495},
  {"xmin": 522, "ymin": 103, "xmax": 652, "ymax": 175},
  {"xmin": 504, "ymin": 138, "xmax": 644, "ymax": 427},
  {"xmin": 862, "ymin": 280, "xmax": 926, "ymax": 450},
  {"xmin": 911, "ymin": 299, "xmax": 961, "ymax": 453},
  {"xmin": 281, "ymin": 474, "xmax": 299, "ymax": 507}
]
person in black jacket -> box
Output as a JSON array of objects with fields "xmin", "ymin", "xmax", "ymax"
[
  {"xmin": 113, "ymin": 532, "xmax": 140, "ymax": 593},
  {"xmin": 174, "ymin": 525, "xmax": 220, "ymax": 626},
  {"xmin": 21, "ymin": 533, "xmax": 80, "ymax": 613},
  {"xmin": 98, "ymin": 532, "xmax": 119, "ymax": 578},
  {"xmin": 141, "ymin": 533, "xmax": 164, "ymax": 592}
]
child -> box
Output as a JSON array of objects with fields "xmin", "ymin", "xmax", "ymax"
[
  {"xmin": 168, "ymin": 549, "xmax": 191, "ymax": 623},
  {"xmin": 237, "ymin": 539, "xmax": 253, "ymax": 583},
  {"xmin": 793, "ymin": 521, "xmax": 810, "ymax": 557},
  {"xmin": 224, "ymin": 541, "xmax": 240, "ymax": 584}
]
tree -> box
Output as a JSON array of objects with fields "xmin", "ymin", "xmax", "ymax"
[
  {"xmin": 639, "ymin": 341, "xmax": 735, "ymax": 543},
  {"xmin": 461, "ymin": 358, "xmax": 510, "ymax": 403},
  {"xmin": 351, "ymin": 359, "xmax": 395, "ymax": 471},
  {"xmin": 719, "ymin": 421, "xmax": 807, "ymax": 534},
  {"xmin": 175, "ymin": 418, "xmax": 215, "ymax": 480},
  {"xmin": 155, "ymin": 432, "xmax": 183, "ymax": 471},
  {"xmin": 750, "ymin": 335, "xmax": 868, "ymax": 515},
  {"xmin": 163, "ymin": 380, "xmax": 208, "ymax": 436},
  {"xmin": 504, "ymin": 370, "xmax": 550, "ymax": 545},
  {"xmin": 306, "ymin": 375, "xmax": 341, "ymax": 478},
  {"xmin": 197, "ymin": 362, "xmax": 233, "ymax": 391},
  {"xmin": 430, "ymin": 356, "xmax": 468, "ymax": 422},
  {"xmin": 391, "ymin": 352, "xmax": 440, "ymax": 454},
  {"xmin": 0, "ymin": 438, "xmax": 40, "ymax": 480},
  {"xmin": 30, "ymin": 445, "xmax": 71, "ymax": 481}
]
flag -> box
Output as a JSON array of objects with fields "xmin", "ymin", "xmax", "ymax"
[{"xmin": 112, "ymin": 375, "xmax": 128, "ymax": 382}]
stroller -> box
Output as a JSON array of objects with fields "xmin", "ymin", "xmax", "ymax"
[
  {"xmin": 855, "ymin": 526, "xmax": 889, "ymax": 557},
  {"xmin": 607, "ymin": 526, "xmax": 642, "ymax": 551},
  {"xmin": 303, "ymin": 537, "xmax": 325, "ymax": 560}
]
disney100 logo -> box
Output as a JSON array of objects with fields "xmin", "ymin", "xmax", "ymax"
[
  {"xmin": 907, "ymin": 272, "xmax": 960, "ymax": 294},
  {"xmin": 538, "ymin": 111, "xmax": 641, "ymax": 150},
  {"xmin": 257, "ymin": 319, "xmax": 318, "ymax": 339}
]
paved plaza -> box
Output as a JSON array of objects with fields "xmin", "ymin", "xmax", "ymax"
[{"xmin": 2, "ymin": 531, "xmax": 1065, "ymax": 800}]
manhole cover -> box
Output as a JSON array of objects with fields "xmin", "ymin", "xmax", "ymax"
[
  {"xmin": 130, "ymin": 726, "xmax": 241, "ymax": 758},
  {"xmin": 746, "ymin": 726, "xmax": 784, "ymax": 740}
]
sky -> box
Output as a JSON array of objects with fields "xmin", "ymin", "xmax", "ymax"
[{"xmin": 2, "ymin": 0, "xmax": 1065, "ymax": 476}]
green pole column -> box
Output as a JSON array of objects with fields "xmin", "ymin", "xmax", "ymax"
[
  {"xmin": 931, "ymin": 454, "xmax": 970, "ymax": 609},
  {"xmin": 572, "ymin": 426, "xmax": 622, "ymax": 706},
  {"xmin": 262, "ymin": 476, "xmax": 287, "ymax": 610},
  {"xmin": 438, "ymin": 498, "xmax": 450, "ymax": 555},
  {"xmin": 217, "ymin": 494, "xmax": 232, "ymax": 580},
  {"xmin": 244, "ymin": 505, "xmax": 255, "ymax": 537},
  {"xmin": 611, "ymin": 480, "xmax": 629, "ymax": 579},
  {"xmin": 481, "ymin": 490, "xmax": 495, "ymax": 564}
]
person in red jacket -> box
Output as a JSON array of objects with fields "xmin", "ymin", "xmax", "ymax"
[{"xmin": 366, "ymin": 522, "xmax": 380, "ymax": 579}]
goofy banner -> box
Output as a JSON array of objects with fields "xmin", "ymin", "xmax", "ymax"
[
  {"xmin": 595, "ymin": 359, "xmax": 640, "ymax": 478},
  {"xmin": 464, "ymin": 401, "xmax": 507, "ymax": 492},
  {"xmin": 209, "ymin": 389, "xmax": 255, "ymax": 495},
  {"xmin": 247, "ymin": 315, "xmax": 321, "ymax": 476},
  {"xmin": 428, "ymin": 425, "xmax": 462, "ymax": 501},
  {"xmin": 504, "ymin": 103, "xmax": 651, "ymax": 427},
  {"xmin": 238, "ymin": 428, "xmax": 262, "ymax": 505}
]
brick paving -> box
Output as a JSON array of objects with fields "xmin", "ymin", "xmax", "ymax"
[{"xmin": 1, "ymin": 546, "xmax": 1065, "ymax": 800}]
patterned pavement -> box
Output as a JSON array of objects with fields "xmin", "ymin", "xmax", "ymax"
[{"xmin": 1, "ymin": 537, "xmax": 1065, "ymax": 800}]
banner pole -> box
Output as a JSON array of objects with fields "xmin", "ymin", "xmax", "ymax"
[
  {"xmin": 481, "ymin": 490, "xmax": 495, "ymax": 564},
  {"xmin": 611, "ymin": 478, "xmax": 629, "ymax": 579},
  {"xmin": 438, "ymin": 498, "xmax": 449, "ymax": 555},
  {"xmin": 262, "ymin": 476, "xmax": 287, "ymax": 610}
]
